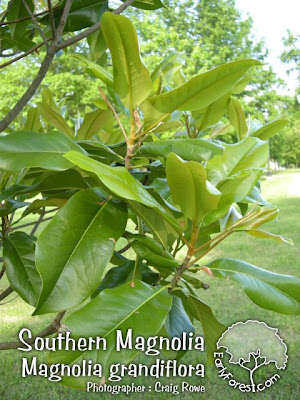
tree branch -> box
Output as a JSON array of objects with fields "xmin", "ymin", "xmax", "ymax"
[
  {"xmin": 13, "ymin": 216, "xmax": 53, "ymax": 231},
  {"xmin": 47, "ymin": 0, "xmax": 56, "ymax": 35},
  {"xmin": 0, "ymin": 41, "xmax": 46, "ymax": 70},
  {"xmin": 0, "ymin": 286, "xmax": 13, "ymax": 302},
  {"xmin": 0, "ymin": 0, "xmax": 135, "ymax": 133},
  {"xmin": 30, "ymin": 208, "xmax": 45, "ymax": 235},
  {"xmin": 21, "ymin": 0, "xmax": 49, "ymax": 49},
  {"xmin": 0, "ymin": 311, "xmax": 65, "ymax": 350},
  {"xmin": 0, "ymin": 8, "xmax": 53, "ymax": 26},
  {"xmin": 0, "ymin": 0, "xmax": 73, "ymax": 133}
]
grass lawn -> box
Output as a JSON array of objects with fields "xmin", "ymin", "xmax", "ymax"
[{"xmin": 0, "ymin": 170, "xmax": 299, "ymax": 400}]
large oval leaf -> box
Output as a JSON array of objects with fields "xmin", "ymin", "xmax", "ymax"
[
  {"xmin": 101, "ymin": 13, "xmax": 152, "ymax": 109},
  {"xmin": 64, "ymin": 151, "xmax": 182, "ymax": 232},
  {"xmin": 207, "ymin": 258, "xmax": 300, "ymax": 315},
  {"xmin": 139, "ymin": 138, "xmax": 224, "ymax": 161},
  {"xmin": 48, "ymin": 280, "xmax": 172, "ymax": 388},
  {"xmin": 166, "ymin": 153, "xmax": 221, "ymax": 223},
  {"xmin": 4, "ymin": 232, "xmax": 41, "ymax": 306},
  {"xmin": 34, "ymin": 188, "xmax": 127, "ymax": 315},
  {"xmin": 0, "ymin": 131, "xmax": 85, "ymax": 171},
  {"xmin": 149, "ymin": 59, "xmax": 261, "ymax": 113}
]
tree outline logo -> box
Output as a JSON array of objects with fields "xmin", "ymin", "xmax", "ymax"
[{"xmin": 214, "ymin": 320, "xmax": 288, "ymax": 392}]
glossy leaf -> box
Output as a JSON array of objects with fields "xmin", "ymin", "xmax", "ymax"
[
  {"xmin": 87, "ymin": 30, "xmax": 107, "ymax": 61},
  {"xmin": 121, "ymin": 0, "xmax": 165, "ymax": 10},
  {"xmin": 7, "ymin": 0, "xmax": 34, "ymax": 38},
  {"xmin": 34, "ymin": 189, "xmax": 127, "ymax": 314},
  {"xmin": 4, "ymin": 232, "xmax": 41, "ymax": 306},
  {"xmin": 49, "ymin": 281, "xmax": 172, "ymax": 387},
  {"xmin": 207, "ymin": 258, "xmax": 300, "ymax": 315},
  {"xmin": 129, "ymin": 201, "xmax": 178, "ymax": 248},
  {"xmin": 247, "ymin": 230, "xmax": 293, "ymax": 245},
  {"xmin": 166, "ymin": 153, "xmax": 221, "ymax": 223},
  {"xmin": 128, "ymin": 234, "xmax": 179, "ymax": 270},
  {"xmin": 166, "ymin": 295, "xmax": 194, "ymax": 339},
  {"xmin": 0, "ymin": 131, "xmax": 85, "ymax": 172},
  {"xmin": 227, "ymin": 97, "xmax": 247, "ymax": 140},
  {"xmin": 249, "ymin": 119, "xmax": 289, "ymax": 140},
  {"xmin": 64, "ymin": 151, "xmax": 182, "ymax": 232},
  {"xmin": 24, "ymin": 107, "xmax": 41, "ymax": 132},
  {"xmin": 149, "ymin": 59, "xmax": 261, "ymax": 113},
  {"xmin": 77, "ymin": 110, "xmax": 113, "ymax": 140},
  {"xmin": 73, "ymin": 54, "xmax": 113, "ymax": 87},
  {"xmin": 101, "ymin": 13, "xmax": 153, "ymax": 108},
  {"xmin": 207, "ymin": 137, "xmax": 269, "ymax": 185},
  {"xmin": 185, "ymin": 294, "xmax": 225, "ymax": 364},
  {"xmin": 42, "ymin": 0, "xmax": 109, "ymax": 32},
  {"xmin": 139, "ymin": 138, "xmax": 224, "ymax": 162},
  {"xmin": 38, "ymin": 103, "xmax": 74, "ymax": 138}
]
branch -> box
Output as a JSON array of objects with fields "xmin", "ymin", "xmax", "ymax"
[
  {"xmin": 0, "ymin": 41, "xmax": 46, "ymax": 70},
  {"xmin": 56, "ymin": 0, "xmax": 136, "ymax": 50},
  {"xmin": 0, "ymin": 0, "xmax": 134, "ymax": 133},
  {"xmin": 0, "ymin": 286, "xmax": 13, "ymax": 302},
  {"xmin": 0, "ymin": 0, "xmax": 73, "ymax": 133},
  {"xmin": 0, "ymin": 311, "xmax": 65, "ymax": 350},
  {"xmin": 13, "ymin": 216, "xmax": 53, "ymax": 231},
  {"xmin": 0, "ymin": 8, "xmax": 52, "ymax": 26},
  {"xmin": 30, "ymin": 208, "xmax": 45, "ymax": 235},
  {"xmin": 0, "ymin": 264, "xmax": 5, "ymax": 280},
  {"xmin": 21, "ymin": 0, "xmax": 49, "ymax": 49},
  {"xmin": 47, "ymin": 0, "xmax": 56, "ymax": 35}
]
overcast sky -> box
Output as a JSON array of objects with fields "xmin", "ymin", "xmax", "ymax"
[{"xmin": 236, "ymin": 0, "xmax": 300, "ymax": 94}]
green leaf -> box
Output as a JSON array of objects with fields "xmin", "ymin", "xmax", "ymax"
[
  {"xmin": 121, "ymin": 0, "xmax": 165, "ymax": 10},
  {"xmin": 207, "ymin": 258, "xmax": 300, "ymax": 315},
  {"xmin": 249, "ymin": 119, "xmax": 289, "ymax": 140},
  {"xmin": 34, "ymin": 189, "xmax": 127, "ymax": 314},
  {"xmin": 77, "ymin": 110, "xmax": 113, "ymax": 140},
  {"xmin": 1, "ymin": 35, "xmax": 36, "ymax": 52},
  {"xmin": 3, "ymin": 232, "xmax": 41, "ymax": 306},
  {"xmin": 128, "ymin": 234, "xmax": 179, "ymax": 270},
  {"xmin": 193, "ymin": 93, "xmax": 230, "ymax": 131},
  {"xmin": 101, "ymin": 13, "xmax": 153, "ymax": 108},
  {"xmin": 227, "ymin": 97, "xmax": 247, "ymax": 140},
  {"xmin": 0, "ymin": 131, "xmax": 85, "ymax": 172},
  {"xmin": 72, "ymin": 54, "xmax": 113, "ymax": 87},
  {"xmin": 87, "ymin": 30, "xmax": 107, "ymax": 61},
  {"xmin": 42, "ymin": 0, "xmax": 109, "ymax": 32},
  {"xmin": 93, "ymin": 260, "xmax": 134, "ymax": 296},
  {"xmin": 166, "ymin": 295, "xmax": 194, "ymax": 339},
  {"xmin": 129, "ymin": 201, "xmax": 178, "ymax": 249},
  {"xmin": 38, "ymin": 103, "xmax": 74, "ymax": 138},
  {"xmin": 246, "ymin": 230, "xmax": 294, "ymax": 246},
  {"xmin": 166, "ymin": 153, "xmax": 221, "ymax": 223},
  {"xmin": 149, "ymin": 59, "xmax": 261, "ymax": 113},
  {"xmin": 24, "ymin": 107, "xmax": 41, "ymax": 132},
  {"xmin": 64, "ymin": 151, "xmax": 182, "ymax": 232},
  {"xmin": 207, "ymin": 137, "xmax": 269, "ymax": 185},
  {"xmin": 139, "ymin": 138, "xmax": 224, "ymax": 162},
  {"xmin": 7, "ymin": 0, "xmax": 34, "ymax": 38},
  {"xmin": 185, "ymin": 294, "xmax": 225, "ymax": 364},
  {"xmin": 48, "ymin": 281, "xmax": 172, "ymax": 388}
]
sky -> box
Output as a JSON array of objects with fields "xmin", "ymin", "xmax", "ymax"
[{"xmin": 236, "ymin": 0, "xmax": 300, "ymax": 94}]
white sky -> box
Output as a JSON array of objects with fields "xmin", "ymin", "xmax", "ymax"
[{"xmin": 236, "ymin": 0, "xmax": 300, "ymax": 94}]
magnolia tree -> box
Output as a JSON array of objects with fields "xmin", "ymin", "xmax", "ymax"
[{"xmin": 0, "ymin": 1, "xmax": 299, "ymax": 390}]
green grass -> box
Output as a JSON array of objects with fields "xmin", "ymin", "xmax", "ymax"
[{"xmin": 0, "ymin": 171, "xmax": 299, "ymax": 400}]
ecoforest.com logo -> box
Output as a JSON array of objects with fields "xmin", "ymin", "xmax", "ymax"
[{"xmin": 214, "ymin": 320, "xmax": 288, "ymax": 393}]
